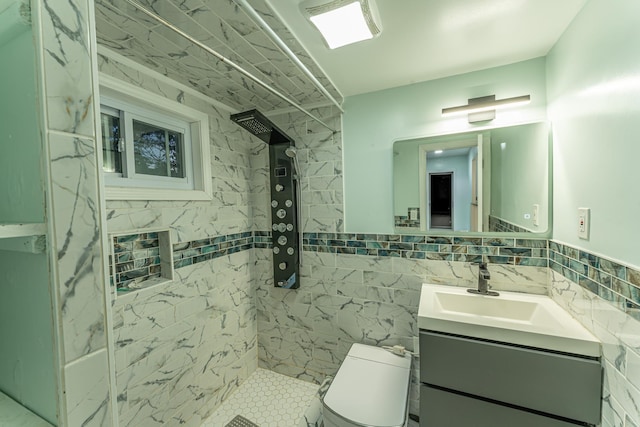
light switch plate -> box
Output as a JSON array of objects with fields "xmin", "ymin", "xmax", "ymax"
[{"xmin": 578, "ymin": 207, "xmax": 590, "ymax": 239}]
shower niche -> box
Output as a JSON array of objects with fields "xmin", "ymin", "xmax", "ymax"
[{"xmin": 231, "ymin": 110, "xmax": 300, "ymax": 289}]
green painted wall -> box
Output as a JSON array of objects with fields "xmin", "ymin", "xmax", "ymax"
[
  {"xmin": 0, "ymin": 250, "xmax": 57, "ymax": 424},
  {"xmin": 0, "ymin": 15, "xmax": 57, "ymax": 425},
  {"xmin": 547, "ymin": 0, "xmax": 640, "ymax": 267},
  {"xmin": 343, "ymin": 57, "xmax": 547, "ymax": 233},
  {"xmin": 490, "ymin": 123, "xmax": 548, "ymax": 232},
  {"xmin": 0, "ymin": 28, "xmax": 45, "ymax": 223}
]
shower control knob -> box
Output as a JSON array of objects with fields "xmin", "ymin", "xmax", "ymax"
[
  {"xmin": 277, "ymin": 235, "xmax": 287, "ymax": 245},
  {"xmin": 285, "ymin": 200, "xmax": 293, "ymax": 207},
  {"xmin": 275, "ymin": 184, "xmax": 284, "ymax": 192},
  {"xmin": 286, "ymin": 224, "xmax": 294, "ymax": 231},
  {"xmin": 276, "ymin": 209, "xmax": 286, "ymax": 219},
  {"xmin": 271, "ymin": 200, "xmax": 278, "ymax": 208},
  {"xmin": 287, "ymin": 247, "xmax": 294, "ymax": 255},
  {"xmin": 278, "ymin": 262, "xmax": 288, "ymax": 270},
  {"xmin": 273, "ymin": 247, "xmax": 280, "ymax": 254},
  {"xmin": 277, "ymin": 223, "xmax": 287, "ymax": 232}
]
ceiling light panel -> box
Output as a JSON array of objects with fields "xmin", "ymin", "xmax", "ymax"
[{"xmin": 307, "ymin": 0, "xmax": 380, "ymax": 49}]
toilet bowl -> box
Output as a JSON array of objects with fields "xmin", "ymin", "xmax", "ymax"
[{"xmin": 322, "ymin": 343, "xmax": 412, "ymax": 427}]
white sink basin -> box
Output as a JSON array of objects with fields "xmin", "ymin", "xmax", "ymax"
[{"xmin": 418, "ymin": 284, "xmax": 601, "ymax": 357}]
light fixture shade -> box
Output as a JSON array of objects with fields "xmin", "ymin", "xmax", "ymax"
[
  {"xmin": 442, "ymin": 95, "xmax": 531, "ymax": 117},
  {"xmin": 305, "ymin": 0, "xmax": 381, "ymax": 49}
]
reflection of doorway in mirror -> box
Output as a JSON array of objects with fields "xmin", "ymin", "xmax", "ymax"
[
  {"xmin": 422, "ymin": 141, "xmax": 480, "ymax": 232},
  {"xmin": 429, "ymin": 172, "xmax": 453, "ymax": 229}
]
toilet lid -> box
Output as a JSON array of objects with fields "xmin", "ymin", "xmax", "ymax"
[{"xmin": 323, "ymin": 345, "xmax": 411, "ymax": 427}]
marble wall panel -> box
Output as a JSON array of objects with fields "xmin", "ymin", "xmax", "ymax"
[
  {"xmin": 98, "ymin": 53, "xmax": 258, "ymax": 425},
  {"xmin": 64, "ymin": 350, "xmax": 112, "ymax": 426},
  {"xmin": 41, "ymin": 0, "xmax": 95, "ymax": 136},
  {"xmin": 48, "ymin": 133, "xmax": 107, "ymax": 363}
]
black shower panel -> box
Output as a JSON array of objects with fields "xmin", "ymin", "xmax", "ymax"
[
  {"xmin": 269, "ymin": 143, "xmax": 300, "ymax": 289},
  {"xmin": 230, "ymin": 109, "xmax": 300, "ymax": 289}
]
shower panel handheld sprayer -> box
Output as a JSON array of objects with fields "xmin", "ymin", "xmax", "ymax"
[
  {"xmin": 230, "ymin": 109, "xmax": 300, "ymax": 289},
  {"xmin": 284, "ymin": 146, "xmax": 303, "ymax": 268}
]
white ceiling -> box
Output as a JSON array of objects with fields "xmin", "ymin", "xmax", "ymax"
[{"xmin": 266, "ymin": 0, "xmax": 587, "ymax": 97}]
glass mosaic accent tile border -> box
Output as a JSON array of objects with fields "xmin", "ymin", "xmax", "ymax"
[
  {"xmin": 172, "ymin": 232, "xmax": 254, "ymax": 269},
  {"xmin": 109, "ymin": 231, "xmax": 640, "ymax": 324},
  {"xmin": 395, "ymin": 207, "xmax": 421, "ymax": 228},
  {"xmin": 302, "ymin": 232, "xmax": 548, "ymax": 266},
  {"xmin": 110, "ymin": 231, "xmax": 549, "ymax": 289},
  {"xmin": 550, "ymin": 241, "xmax": 640, "ymax": 321},
  {"xmin": 111, "ymin": 232, "xmax": 161, "ymax": 291},
  {"xmin": 489, "ymin": 215, "xmax": 532, "ymax": 233}
]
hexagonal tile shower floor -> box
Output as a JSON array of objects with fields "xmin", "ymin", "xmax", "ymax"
[{"xmin": 201, "ymin": 368, "xmax": 320, "ymax": 427}]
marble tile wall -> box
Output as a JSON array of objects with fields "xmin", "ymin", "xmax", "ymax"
[
  {"xmin": 549, "ymin": 241, "xmax": 640, "ymax": 427},
  {"xmin": 34, "ymin": 0, "xmax": 113, "ymax": 423},
  {"xmin": 112, "ymin": 249, "xmax": 257, "ymax": 427},
  {"xmin": 99, "ymin": 51, "xmax": 258, "ymax": 426}
]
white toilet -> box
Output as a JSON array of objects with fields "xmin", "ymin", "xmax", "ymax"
[{"xmin": 322, "ymin": 343, "xmax": 412, "ymax": 427}]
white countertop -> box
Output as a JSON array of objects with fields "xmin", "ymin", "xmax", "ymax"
[{"xmin": 418, "ymin": 284, "xmax": 601, "ymax": 357}]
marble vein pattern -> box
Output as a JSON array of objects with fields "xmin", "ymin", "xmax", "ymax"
[
  {"xmin": 113, "ymin": 251, "xmax": 257, "ymax": 426},
  {"xmin": 48, "ymin": 133, "xmax": 106, "ymax": 363},
  {"xmin": 100, "ymin": 54, "xmax": 258, "ymax": 426},
  {"xmin": 41, "ymin": 0, "xmax": 95, "ymax": 136},
  {"xmin": 93, "ymin": 0, "xmax": 343, "ymax": 113}
]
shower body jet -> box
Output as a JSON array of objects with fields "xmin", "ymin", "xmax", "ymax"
[{"xmin": 230, "ymin": 109, "xmax": 300, "ymax": 289}]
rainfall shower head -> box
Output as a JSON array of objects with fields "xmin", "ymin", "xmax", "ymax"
[{"xmin": 230, "ymin": 109, "xmax": 291, "ymax": 145}]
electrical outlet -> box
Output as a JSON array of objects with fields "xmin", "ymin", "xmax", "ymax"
[{"xmin": 578, "ymin": 208, "xmax": 590, "ymax": 239}]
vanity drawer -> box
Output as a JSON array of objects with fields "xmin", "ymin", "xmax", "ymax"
[
  {"xmin": 420, "ymin": 385, "xmax": 580, "ymax": 427},
  {"xmin": 419, "ymin": 330, "xmax": 602, "ymax": 424}
]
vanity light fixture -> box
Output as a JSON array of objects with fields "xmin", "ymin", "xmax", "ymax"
[
  {"xmin": 442, "ymin": 94, "xmax": 531, "ymax": 123},
  {"xmin": 305, "ymin": 0, "xmax": 381, "ymax": 49}
]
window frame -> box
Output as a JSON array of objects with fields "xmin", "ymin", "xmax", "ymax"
[{"xmin": 98, "ymin": 74, "xmax": 212, "ymax": 201}]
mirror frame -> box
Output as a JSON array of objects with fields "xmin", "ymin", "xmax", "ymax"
[{"xmin": 392, "ymin": 121, "xmax": 553, "ymax": 238}]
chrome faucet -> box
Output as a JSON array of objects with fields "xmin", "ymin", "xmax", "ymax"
[{"xmin": 467, "ymin": 262, "xmax": 499, "ymax": 296}]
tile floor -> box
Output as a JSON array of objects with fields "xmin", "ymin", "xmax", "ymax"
[
  {"xmin": 201, "ymin": 367, "xmax": 420, "ymax": 427},
  {"xmin": 201, "ymin": 368, "xmax": 319, "ymax": 427}
]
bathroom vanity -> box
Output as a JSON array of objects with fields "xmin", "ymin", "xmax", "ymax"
[{"xmin": 417, "ymin": 284, "xmax": 602, "ymax": 427}]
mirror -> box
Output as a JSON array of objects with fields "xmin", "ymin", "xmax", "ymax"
[{"xmin": 393, "ymin": 122, "xmax": 550, "ymax": 235}]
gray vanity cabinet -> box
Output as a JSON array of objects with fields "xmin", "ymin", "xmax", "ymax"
[{"xmin": 419, "ymin": 330, "xmax": 603, "ymax": 426}]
